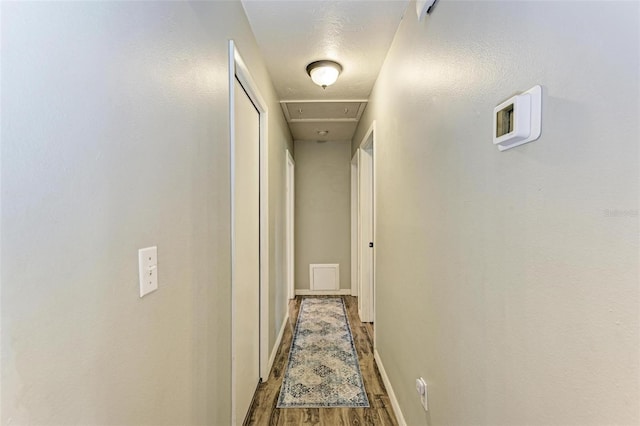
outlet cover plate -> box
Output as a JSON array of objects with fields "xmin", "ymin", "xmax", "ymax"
[{"xmin": 138, "ymin": 246, "xmax": 158, "ymax": 297}]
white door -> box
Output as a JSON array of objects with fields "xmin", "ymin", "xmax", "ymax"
[
  {"xmin": 232, "ymin": 77, "xmax": 260, "ymax": 424},
  {"xmin": 358, "ymin": 139, "xmax": 374, "ymax": 323},
  {"xmin": 285, "ymin": 150, "xmax": 295, "ymax": 300}
]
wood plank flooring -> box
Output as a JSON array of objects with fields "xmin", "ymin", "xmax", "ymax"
[{"xmin": 244, "ymin": 296, "xmax": 398, "ymax": 425}]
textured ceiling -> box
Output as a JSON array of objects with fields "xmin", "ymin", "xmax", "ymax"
[{"xmin": 242, "ymin": 0, "xmax": 409, "ymax": 141}]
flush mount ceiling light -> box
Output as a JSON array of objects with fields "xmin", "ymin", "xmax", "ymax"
[{"xmin": 306, "ymin": 60, "xmax": 342, "ymax": 89}]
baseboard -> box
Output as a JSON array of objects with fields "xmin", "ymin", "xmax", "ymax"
[
  {"xmin": 294, "ymin": 289, "xmax": 352, "ymax": 296},
  {"xmin": 374, "ymin": 349, "xmax": 407, "ymax": 426},
  {"xmin": 265, "ymin": 312, "xmax": 289, "ymax": 381}
]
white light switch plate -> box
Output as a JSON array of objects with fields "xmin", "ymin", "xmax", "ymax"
[
  {"xmin": 416, "ymin": 377, "xmax": 428, "ymax": 411},
  {"xmin": 138, "ymin": 246, "xmax": 158, "ymax": 297}
]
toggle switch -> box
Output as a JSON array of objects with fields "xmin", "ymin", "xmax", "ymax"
[{"xmin": 138, "ymin": 246, "xmax": 158, "ymax": 297}]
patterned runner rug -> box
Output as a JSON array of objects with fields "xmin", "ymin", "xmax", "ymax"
[{"xmin": 277, "ymin": 297, "xmax": 369, "ymax": 408}]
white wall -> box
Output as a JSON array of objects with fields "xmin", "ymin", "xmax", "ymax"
[
  {"xmin": 1, "ymin": 1, "xmax": 292, "ymax": 424},
  {"xmin": 294, "ymin": 140, "xmax": 351, "ymax": 291},
  {"xmin": 353, "ymin": 1, "xmax": 639, "ymax": 425}
]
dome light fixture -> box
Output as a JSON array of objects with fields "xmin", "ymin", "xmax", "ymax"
[{"xmin": 306, "ymin": 60, "xmax": 342, "ymax": 89}]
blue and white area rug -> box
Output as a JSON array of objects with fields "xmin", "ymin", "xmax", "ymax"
[{"xmin": 277, "ymin": 297, "xmax": 370, "ymax": 408}]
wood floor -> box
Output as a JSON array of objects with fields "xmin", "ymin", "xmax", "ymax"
[{"xmin": 244, "ymin": 296, "xmax": 398, "ymax": 425}]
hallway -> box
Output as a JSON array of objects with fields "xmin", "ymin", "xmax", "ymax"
[
  {"xmin": 2, "ymin": 1, "xmax": 639, "ymax": 425},
  {"xmin": 245, "ymin": 296, "xmax": 397, "ymax": 425}
]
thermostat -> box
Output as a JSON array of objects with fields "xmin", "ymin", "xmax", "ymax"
[
  {"xmin": 493, "ymin": 85, "xmax": 542, "ymax": 151},
  {"xmin": 416, "ymin": 0, "xmax": 437, "ymax": 20}
]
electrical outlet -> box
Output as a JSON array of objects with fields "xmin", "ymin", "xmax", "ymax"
[
  {"xmin": 415, "ymin": 377, "xmax": 428, "ymax": 411},
  {"xmin": 138, "ymin": 246, "xmax": 158, "ymax": 297}
]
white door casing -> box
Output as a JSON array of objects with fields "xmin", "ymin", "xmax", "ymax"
[
  {"xmin": 286, "ymin": 150, "xmax": 295, "ymax": 300},
  {"xmin": 229, "ymin": 41, "xmax": 270, "ymax": 425},
  {"xmin": 351, "ymin": 154, "xmax": 359, "ymax": 297},
  {"xmin": 357, "ymin": 122, "xmax": 376, "ymax": 324}
]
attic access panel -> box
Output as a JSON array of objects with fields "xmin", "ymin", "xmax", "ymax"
[
  {"xmin": 281, "ymin": 100, "xmax": 367, "ymax": 122},
  {"xmin": 288, "ymin": 121, "xmax": 358, "ymax": 141}
]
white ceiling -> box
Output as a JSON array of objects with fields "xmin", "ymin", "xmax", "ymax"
[{"xmin": 242, "ymin": 0, "xmax": 409, "ymax": 141}]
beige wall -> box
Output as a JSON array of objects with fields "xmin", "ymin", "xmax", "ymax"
[
  {"xmin": 1, "ymin": 1, "xmax": 292, "ymax": 424},
  {"xmin": 294, "ymin": 140, "xmax": 351, "ymax": 291},
  {"xmin": 268, "ymin": 109, "xmax": 294, "ymax": 349},
  {"xmin": 353, "ymin": 1, "xmax": 639, "ymax": 425}
]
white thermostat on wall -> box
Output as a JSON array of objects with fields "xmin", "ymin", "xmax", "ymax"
[{"xmin": 493, "ymin": 85, "xmax": 542, "ymax": 151}]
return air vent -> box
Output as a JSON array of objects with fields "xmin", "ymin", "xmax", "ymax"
[{"xmin": 310, "ymin": 264, "xmax": 340, "ymax": 291}]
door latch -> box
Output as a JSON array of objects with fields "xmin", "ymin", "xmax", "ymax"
[{"xmin": 369, "ymin": 242, "xmax": 374, "ymax": 248}]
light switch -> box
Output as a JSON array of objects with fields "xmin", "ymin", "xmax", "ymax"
[
  {"xmin": 416, "ymin": 377, "xmax": 428, "ymax": 411},
  {"xmin": 138, "ymin": 246, "xmax": 158, "ymax": 297}
]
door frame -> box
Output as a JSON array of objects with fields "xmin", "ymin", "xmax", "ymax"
[
  {"xmin": 229, "ymin": 40, "xmax": 270, "ymax": 425},
  {"xmin": 350, "ymin": 153, "xmax": 359, "ymax": 297},
  {"xmin": 356, "ymin": 121, "xmax": 376, "ymax": 326},
  {"xmin": 285, "ymin": 149, "xmax": 295, "ymax": 300}
]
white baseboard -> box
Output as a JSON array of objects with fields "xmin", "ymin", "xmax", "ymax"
[
  {"xmin": 295, "ymin": 289, "xmax": 352, "ymax": 296},
  {"xmin": 265, "ymin": 312, "xmax": 289, "ymax": 381},
  {"xmin": 374, "ymin": 349, "xmax": 407, "ymax": 426}
]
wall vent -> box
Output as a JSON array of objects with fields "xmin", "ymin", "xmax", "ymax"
[{"xmin": 309, "ymin": 264, "xmax": 340, "ymax": 291}]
